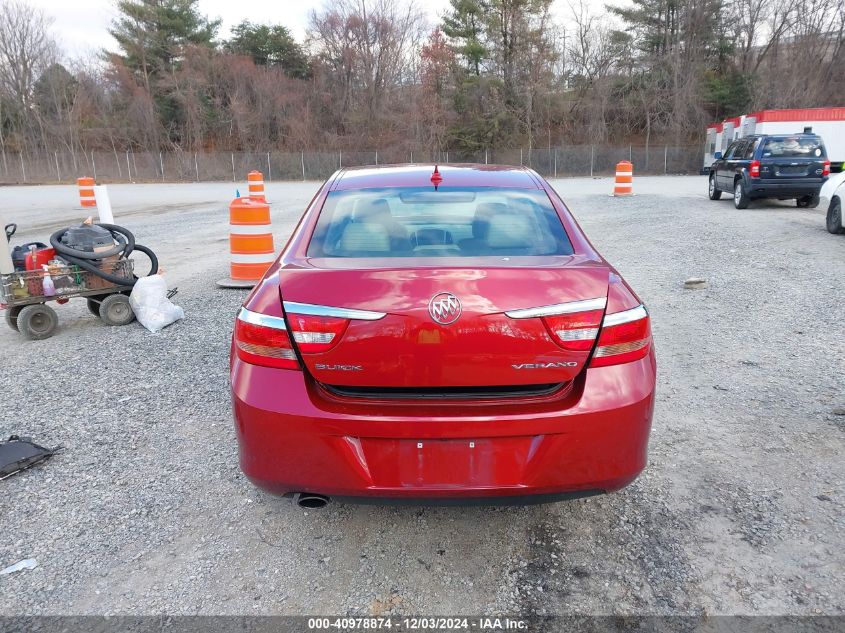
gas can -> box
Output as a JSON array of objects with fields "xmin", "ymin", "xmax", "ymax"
[
  {"xmin": 25, "ymin": 248, "xmax": 57, "ymax": 271},
  {"xmin": 11, "ymin": 242, "xmax": 48, "ymax": 271}
]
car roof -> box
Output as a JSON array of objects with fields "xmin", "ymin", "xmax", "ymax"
[
  {"xmin": 743, "ymin": 133, "xmax": 821, "ymax": 139},
  {"xmin": 331, "ymin": 164, "xmax": 542, "ymax": 191}
]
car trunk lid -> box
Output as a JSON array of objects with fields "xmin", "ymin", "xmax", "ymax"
[{"xmin": 278, "ymin": 258, "xmax": 611, "ymax": 388}]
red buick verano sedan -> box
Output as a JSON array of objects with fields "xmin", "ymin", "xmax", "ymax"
[{"xmin": 230, "ymin": 165, "xmax": 655, "ymax": 507}]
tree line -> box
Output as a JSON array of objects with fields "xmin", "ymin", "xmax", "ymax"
[{"xmin": 0, "ymin": 0, "xmax": 842, "ymax": 160}]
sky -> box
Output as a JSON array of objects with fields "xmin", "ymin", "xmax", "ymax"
[{"xmin": 29, "ymin": 0, "xmax": 454, "ymax": 59}]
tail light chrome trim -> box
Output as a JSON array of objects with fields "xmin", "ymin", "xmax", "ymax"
[
  {"xmin": 602, "ymin": 304, "xmax": 648, "ymax": 327},
  {"xmin": 238, "ymin": 307, "xmax": 287, "ymax": 330},
  {"xmin": 283, "ymin": 301, "xmax": 386, "ymax": 321},
  {"xmin": 505, "ymin": 297, "xmax": 607, "ymax": 319}
]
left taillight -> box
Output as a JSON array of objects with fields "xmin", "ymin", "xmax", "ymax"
[
  {"xmin": 749, "ymin": 160, "xmax": 761, "ymax": 178},
  {"xmin": 234, "ymin": 308, "xmax": 300, "ymax": 370},
  {"xmin": 589, "ymin": 305, "xmax": 652, "ymax": 368}
]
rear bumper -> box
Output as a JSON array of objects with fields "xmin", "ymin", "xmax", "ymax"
[
  {"xmin": 230, "ymin": 351, "xmax": 656, "ymax": 501},
  {"xmin": 329, "ymin": 490, "xmax": 604, "ymax": 505},
  {"xmin": 747, "ymin": 178, "xmax": 825, "ymax": 198}
]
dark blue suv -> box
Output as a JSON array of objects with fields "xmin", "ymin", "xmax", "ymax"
[{"xmin": 708, "ymin": 133, "xmax": 830, "ymax": 209}]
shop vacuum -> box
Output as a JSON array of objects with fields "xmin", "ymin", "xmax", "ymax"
[{"xmin": 49, "ymin": 222, "xmax": 158, "ymax": 283}]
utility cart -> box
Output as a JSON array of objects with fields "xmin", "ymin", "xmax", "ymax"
[{"xmin": 1, "ymin": 259, "xmax": 136, "ymax": 340}]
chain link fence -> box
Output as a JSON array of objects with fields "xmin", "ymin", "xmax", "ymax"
[{"xmin": 0, "ymin": 145, "xmax": 703, "ymax": 185}]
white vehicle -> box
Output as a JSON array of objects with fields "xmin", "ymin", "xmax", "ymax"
[{"xmin": 820, "ymin": 171, "xmax": 845, "ymax": 234}]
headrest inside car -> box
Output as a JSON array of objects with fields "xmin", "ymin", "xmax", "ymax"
[
  {"xmin": 354, "ymin": 198, "xmax": 392, "ymax": 222},
  {"xmin": 486, "ymin": 213, "xmax": 534, "ymax": 248},
  {"xmin": 411, "ymin": 228, "xmax": 453, "ymax": 247},
  {"xmin": 472, "ymin": 203, "xmax": 508, "ymax": 239},
  {"xmin": 337, "ymin": 223, "xmax": 390, "ymax": 253}
]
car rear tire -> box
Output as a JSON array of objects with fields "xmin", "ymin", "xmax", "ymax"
[
  {"xmin": 708, "ymin": 175, "xmax": 722, "ymax": 200},
  {"xmin": 827, "ymin": 197, "xmax": 845, "ymax": 234},
  {"xmin": 797, "ymin": 195, "xmax": 819, "ymax": 208},
  {"xmin": 17, "ymin": 304, "xmax": 59, "ymax": 340},
  {"xmin": 733, "ymin": 180, "xmax": 750, "ymax": 209}
]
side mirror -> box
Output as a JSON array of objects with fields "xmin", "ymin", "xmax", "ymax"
[{"xmin": 714, "ymin": 151, "xmax": 723, "ymax": 160}]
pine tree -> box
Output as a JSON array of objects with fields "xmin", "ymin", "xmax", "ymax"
[
  {"xmin": 109, "ymin": 0, "xmax": 219, "ymax": 146},
  {"xmin": 442, "ymin": 0, "xmax": 487, "ymax": 76},
  {"xmin": 225, "ymin": 21, "xmax": 310, "ymax": 79},
  {"xmin": 109, "ymin": 0, "xmax": 220, "ymax": 92}
]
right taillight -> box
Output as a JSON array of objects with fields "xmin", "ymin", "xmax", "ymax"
[
  {"xmin": 822, "ymin": 160, "xmax": 830, "ymax": 177},
  {"xmin": 589, "ymin": 305, "xmax": 652, "ymax": 368},
  {"xmin": 234, "ymin": 308, "xmax": 300, "ymax": 370}
]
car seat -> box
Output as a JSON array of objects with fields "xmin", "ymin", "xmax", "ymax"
[
  {"xmin": 458, "ymin": 203, "xmax": 507, "ymax": 254},
  {"xmin": 352, "ymin": 199, "xmax": 411, "ymax": 253}
]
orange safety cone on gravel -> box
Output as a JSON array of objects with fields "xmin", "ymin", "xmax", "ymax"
[
  {"xmin": 247, "ymin": 170, "xmax": 266, "ymax": 202},
  {"xmin": 78, "ymin": 176, "xmax": 97, "ymax": 208},
  {"xmin": 613, "ymin": 161, "xmax": 633, "ymax": 196},
  {"xmin": 216, "ymin": 196, "xmax": 275, "ymax": 289}
]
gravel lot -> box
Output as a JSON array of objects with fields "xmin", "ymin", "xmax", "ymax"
[{"xmin": 1, "ymin": 175, "xmax": 843, "ymax": 616}]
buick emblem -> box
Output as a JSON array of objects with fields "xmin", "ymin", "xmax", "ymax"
[{"xmin": 428, "ymin": 292, "xmax": 462, "ymax": 325}]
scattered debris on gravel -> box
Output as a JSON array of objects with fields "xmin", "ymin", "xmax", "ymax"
[{"xmin": 683, "ymin": 277, "xmax": 708, "ymax": 289}]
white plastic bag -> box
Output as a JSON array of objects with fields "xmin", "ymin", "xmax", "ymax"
[{"xmin": 129, "ymin": 274, "xmax": 184, "ymax": 333}]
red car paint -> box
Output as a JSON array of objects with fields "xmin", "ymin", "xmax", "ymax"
[{"xmin": 230, "ymin": 164, "xmax": 656, "ymax": 503}]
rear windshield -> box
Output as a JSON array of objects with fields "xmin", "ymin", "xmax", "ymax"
[
  {"xmin": 307, "ymin": 187, "xmax": 573, "ymax": 258},
  {"xmin": 761, "ymin": 137, "xmax": 826, "ymax": 158}
]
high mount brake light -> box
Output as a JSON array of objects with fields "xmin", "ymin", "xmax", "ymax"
[
  {"xmin": 750, "ymin": 160, "xmax": 761, "ymax": 178},
  {"xmin": 590, "ymin": 305, "xmax": 651, "ymax": 368},
  {"xmin": 286, "ymin": 313, "xmax": 349, "ymax": 353},
  {"xmin": 234, "ymin": 308, "xmax": 299, "ymax": 370}
]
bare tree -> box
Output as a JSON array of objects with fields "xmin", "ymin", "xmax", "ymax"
[
  {"xmin": 565, "ymin": 0, "xmax": 619, "ymax": 142},
  {"xmin": 0, "ymin": 0, "xmax": 57, "ymax": 154},
  {"xmin": 0, "ymin": 0, "xmax": 55, "ymax": 109},
  {"xmin": 308, "ymin": 0, "xmax": 427, "ymax": 145}
]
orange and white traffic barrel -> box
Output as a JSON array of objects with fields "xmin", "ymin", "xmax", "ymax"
[
  {"xmin": 216, "ymin": 197, "xmax": 275, "ymax": 288},
  {"xmin": 78, "ymin": 176, "xmax": 97, "ymax": 208},
  {"xmin": 247, "ymin": 170, "xmax": 266, "ymax": 202},
  {"xmin": 613, "ymin": 161, "xmax": 633, "ymax": 196}
]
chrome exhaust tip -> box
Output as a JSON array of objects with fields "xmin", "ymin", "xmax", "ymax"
[{"xmin": 291, "ymin": 493, "xmax": 330, "ymax": 509}]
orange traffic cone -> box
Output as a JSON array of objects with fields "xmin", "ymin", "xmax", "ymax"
[
  {"xmin": 247, "ymin": 170, "xmax": 266, "ymax": 202},
  {"xmin": 216, "ymin": 196, "xmax": 275, "ymax": 288},
  {"xmin": 613, "ymin": 161, "xmax": 633, "ymax": 196},
  {"xmin": 78, "ymin": 176, "xmax": 97, "ymax": 208}
]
